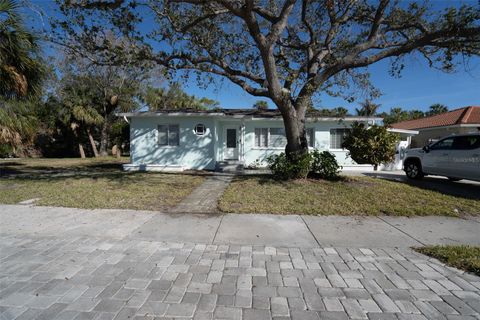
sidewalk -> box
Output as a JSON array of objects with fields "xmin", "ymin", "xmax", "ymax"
[
  {"xmin": 1, "ymin": 204, "xmax": 479, "ymax": 320},
  {"xmin": 1, "ymin": 204, "xmax": 478, "ymax": 248}
]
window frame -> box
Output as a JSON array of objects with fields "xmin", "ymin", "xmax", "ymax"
[
  {"xmin": 451, "ymin": 135, "xmax": 480, "ymax": 150},
  {"xmin": 194, "ymin": 123, "xmax": 206, "ymax": 136},
  {"xmin": 429, "ymin": 137, "xmax": 454, "ymax": 151},
  {"xmin": 254, "ymin": 128, "xmax": 269, "ymax": 148},
  {"xmin": 157, "ymin": 124, "xmax": 180, "ymax": 147},
  {"xmin": 253, "ymin": 127, "xmax": 315, "ymax": 149},
  {"xmin": 329, "ymin": 128, "xmax": 350, "ymax": 150}
]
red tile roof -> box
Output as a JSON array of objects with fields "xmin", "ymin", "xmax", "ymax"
[{"xmin": 390, "ymin": 106, "xmax": 480, "ymax": 130}]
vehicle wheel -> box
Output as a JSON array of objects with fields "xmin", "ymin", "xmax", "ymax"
[
  {"xmin": 448, "ymin": 177, "xmax": 461, "ymax": 182},
  {"xmin": 405, "ymin": 160, "xmax": 424, "ymax": 180}
]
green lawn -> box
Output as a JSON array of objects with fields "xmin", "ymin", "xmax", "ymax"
[
  {"xmin": 0, "ymin": 158, "xmax": 205, "ymax": 211},
  {"xmin": 415, "ymin": 245, "xmax": 480, "ymax": 276},
  {"xmin": 218, "ymin": 176, "xmax": 480, "ymax": 216}
]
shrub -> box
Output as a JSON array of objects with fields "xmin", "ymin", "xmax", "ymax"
[
  {"xmin": 342, "ymin": 122, "xmax": 398, "ymax": 170},
  {"xmin": 267, "ymin": 150, "xmax": 341, "ymax": 180},
  {"xmin": 266, "ymin": 152, "xmax": 312, "ymax": 180},
  {"xmin": 310, "ymin": 150, "xmax": 341, "ymax": 180},
  {"xmin": 0, "ymin": 144, "xmax": 14, "ymax": 158}
]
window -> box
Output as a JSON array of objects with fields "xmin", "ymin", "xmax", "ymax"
[
  {"xmin": 430, "ymin": 137, "xmax": 454, "ymax": 150},
  {"xmin": 158, "ymin": 124, "xmax": 179, "ymax": 146},
  {"xmin": 306, "ymin": 128, "xmax": 314, "ymax": 148},
  {"xmin": 269, "ymin": 128, "xmax": 287, "ymax": 148},
  {"xmin": 452, "ymin": 136, "xmax": 480, "ymax": 150},
  {"xmin": 254, "ymin": 127, "xmax": 314, "ymax": 148},
  {"xmin": 255, "ymin": 128, "xmax": 268, "ymax": 147},
  {"xmin": 226, "ymin": 129, "xmax": 237, "ymax": 148},
  {"xmin": 330, "ymin": 128, "xmax": 349, "ymax": 149},
  {"xmin": 194, "ymin": 124, "xmax": 206, "ymax": 136}
]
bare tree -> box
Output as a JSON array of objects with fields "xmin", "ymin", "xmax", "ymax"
[{"xmin": 52, "ymin": 0, "xmax": 479, "ymax": 161}]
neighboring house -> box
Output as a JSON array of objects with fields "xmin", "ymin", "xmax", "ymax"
[
  {"xmin": 118, "ymin": 109, "xmax": 382, "ymax": 171},
  {"xmin": 391, "ymin": 106, "xmax": 480, "ymax": 148}
]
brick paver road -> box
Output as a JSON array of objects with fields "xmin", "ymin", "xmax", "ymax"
[{"xmin": 1, "ymin": 232, "xmax": 479, "ymax": 320}]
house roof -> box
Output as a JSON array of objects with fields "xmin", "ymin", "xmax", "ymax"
[
  {"xmin": 118, "ymin": 108, "xmax": 383, "ymax": 121},
  {"xmin": 390, "ymin": 106, "xmax": 480, "ymax": 130}
]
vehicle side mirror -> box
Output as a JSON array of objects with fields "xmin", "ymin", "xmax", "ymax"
[{"xmin": 422, "ymin": 146, "xmax": 430, "ymax": 153}]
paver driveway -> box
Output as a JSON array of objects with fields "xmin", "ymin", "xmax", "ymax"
[{"xmin": 0, "ymin": 206, "xmax": 479, "ymax": 319}]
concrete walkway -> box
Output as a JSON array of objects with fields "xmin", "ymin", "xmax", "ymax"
[
  {"xmin": 1, "ymin": 205, "xmax": 480, "ymax": 320},
  {"xmin": 1, "ymin": 205, "xmax": 479, "ymax": 248},
  {"xmin": 170, "ymin": 175, "xmax": 232, "ymax": 213}
]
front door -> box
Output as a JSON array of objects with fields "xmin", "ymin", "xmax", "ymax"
[{"xmin": 224, "ymin": 126, "xmax": 239, "ymax": 160}]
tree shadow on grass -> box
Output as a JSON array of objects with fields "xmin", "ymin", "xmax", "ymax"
[
  {"xmin": 232, "ymin": 174, "xmax": 350, "ymax": 190},
  {"xmin": 1, "ymin": 160, "xmax": 210, "ymax": 185},
  {"xmin": 364, "ymin": 172, "xmax": 480, "ymax": 201}
]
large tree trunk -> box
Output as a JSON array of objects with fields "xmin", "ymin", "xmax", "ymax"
[
  {"xmin": 278, "ymin": 100, "xmax": 309, "ymax": 158},
  {"xmin": 99, "ymin": 120, "xmax": 109, "ymax": 156},
  {"xmin": 86, "ymin": 128, "xmax": 99, "ymax": 157}
]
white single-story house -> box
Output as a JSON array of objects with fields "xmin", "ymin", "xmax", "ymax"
[{"xmin": 118, "ymin": 109, "xmax": 390, "ymax": 172}]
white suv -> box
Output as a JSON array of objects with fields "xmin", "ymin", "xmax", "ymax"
[{"xmin": 403, "ymin": 133, "xmax": 480, "ymax": 182}]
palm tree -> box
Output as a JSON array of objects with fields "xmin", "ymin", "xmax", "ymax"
[
  {"xmin": 0, "ymin": 99, "xmax": 37, "ymax": 153},
  {"xmin": 0, "ymin": 0, "xmax": 45, "ymax": 155},
  {"xmin": 427, "ymin": 104, "xmax": 448, "ymax": 116},
  {"xmin": 0, "ymin": 0, "xmax": 44, "ymax": 99},
  {"xmin": 356, "ymin": 99, "xmax": 380, "ymax": 117}
]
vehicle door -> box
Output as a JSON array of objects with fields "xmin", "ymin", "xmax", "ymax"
[
  {"xmin": 423, "ymin": 137, "xmax": 454, "ymax": 175},
  {"xmin": 450, "ymin": 135, "xmax": 480, "ymax": 181}
]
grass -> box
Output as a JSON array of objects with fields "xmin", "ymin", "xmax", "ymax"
[
  {"xmin": 415, "ymin": 245, "xmax": 480, "ymax": 276},
  {"xmin": 0, "ymin": 158, "xmax": 205, "ymax": 211},
  {"xmin": 218, "ymin": 175, "xmax": 480, "ymax": 216}
]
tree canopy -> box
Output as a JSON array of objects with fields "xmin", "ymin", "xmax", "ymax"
[
  {"xmin": 143, "ymin": 83, "xmax": 219, "ymax": 110},
  {"xmin": 51, "ymin": 0, "xmax": 479, "ymax": 159},
  {"xmin": 0, "ymin": 0, "xmax": 45, "ymax": 99}
]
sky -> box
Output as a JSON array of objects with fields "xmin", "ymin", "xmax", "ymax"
[{"xmin": 26, "ymin": 0, "xmax": 480, "ymax": 114}]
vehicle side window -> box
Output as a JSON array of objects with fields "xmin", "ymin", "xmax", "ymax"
[
  {"xmin": 452, "ymin": 136, "xmax": 480, "ymax": 150},
  {"xmin": 430, "ymin": 137, "xmax": 454, "ymax": 150}
]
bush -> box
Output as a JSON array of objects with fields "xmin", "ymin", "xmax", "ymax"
[
  {"xmin": 310, "ymin": 150, "xmax": 341, "ymax": 180},
  {"xmin": 266, "ymin": 152, "xmax": 312, "ymax": 180},
  {"xmin": 0, "ymin": 144, "xmax": 14, "ymax": 158},
  {"xmin": 342, "ymin": 122, "xmax": 398, "ymax": 170},
  {"xmin": 266, "ymin": 150, "xmax": 341, "ymax": 180}
]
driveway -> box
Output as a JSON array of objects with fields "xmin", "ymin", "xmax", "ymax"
[
  {"xmin": 357, "ymin": 170, "xmax": 480, "ymax": 200},
  {"xmin": 1, "ymin": 205, "xmax": 479, "ymax": 320}
]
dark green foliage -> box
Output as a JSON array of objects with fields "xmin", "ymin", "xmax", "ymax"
[
  {"xmin": 253, "ymin": 101, "xmax": 269, "ymax": 110},
  {"xmin": 0, "ymin": 144, "xmax": 14, "ymax": 158},
  {"xmin": 310, "ymin": 150, "xmax": 341, "ymax": 180},
  {"xmin": 0, "ymin": 0, "xmax": 45, "ymax": 99},
  {"xmin": 342, "ymin": 122, "xmax": 398, "ymax": 170},
  {"xmin": 266, "ymin": 150, "xmax": 341, "ymax": 180},
  {"xmin": 356, "ymin": 100, "xmax": 380, "ymax": 117},
  {"xmin": 381, "ymin": 105, "xmax": 449, "ymax": 126},
  {"xmin": 110, "ymin": 120, "xmax": 130, "ymax": 153},
  {"xmin": 266, "ymin": 152, "xmax": 312, "ymax": 180},
  {"xmin": 143, "ymin": 83, "xmax": 219, "ymax": 110},
  {"xmin": 0, "ymin": 98, "xmax": 39, "ymax": 153},
  {"xmin": 316, "ymin": 107, "xmax": 350, "ymax": 117},
  {"xmin": 426, "ymin": 104, "xmax": 449, "ymax": 116}
]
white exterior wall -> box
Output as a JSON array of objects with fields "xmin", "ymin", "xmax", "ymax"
[
  {"xmin": 242, "ymin": 119, "xmax": 357, "ymax": 167},
  {"xmin": 130, "ymin": 116, "xmax": 217, "ymax": 170},
  {"xmin": 129, "ymin": 115, "xmax": 363, "ymax": 170}
]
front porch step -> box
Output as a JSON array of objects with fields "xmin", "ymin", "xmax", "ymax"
[{"xmin": 215, "ymin": 161, "xmax": 244, "ymax": 173}]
